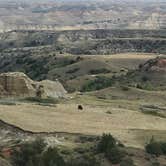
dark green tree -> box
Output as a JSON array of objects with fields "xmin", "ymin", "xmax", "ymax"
[
  {"xmin": 97, "ymin": 133, "xmax": 116, "ymax": 153},
  {"xmin": 42, "ymin": 147, "xmax": 66, "ymax": 166}
]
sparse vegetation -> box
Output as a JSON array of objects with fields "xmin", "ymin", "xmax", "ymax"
[
  {"xmin": 140, "ymin": 105, "xmax": 166, "ymax": 118},
  {"xmin": 42, "ymin": 147, "xmax": 66, "ymax": 166},
  {"xmin": 151, "ymin": 162, "xmax": 160, "ymax": 166},
  {"xmin": 120, "ymin": 158, "xmax": 135, "ymax": 166},
  {"xmin": 24, "ymin": 97, "xmax": 58, "ymax": 104},
  {"xmin": 89, "ymin": 68, "xmax": 110, "ymax": 74},
  {"xmin": 66, "ymin": 68, "xmax": 80, "ymax": 74},
  {"xmin": 120, "ymin": 86, "xmax": 129, "ymax": 91},
  {"xmin": 141, "ymin": 110, "xmax": 166, "ymax": 118},
  {"xmin": 136, "ymin": 83, "xmax": 154, "ymax": 91},
  {"xmin": 81, "ymin": 76, "xmax": 113, "ymax": 92},
  {"xmin": 0, "ymin": 100, "xmax": 17, "ymax": 106},
  {"xmin": 11, "ymin": 137, "xmax": 101, "ymax": 166},
  {"xmin": 10, "ymin": 134, "xmax": 129, "ymax": 166},
  {"xmin": 68, "ymin": 154, "xmax": 100, "ymax": 166},
  {"xmin": 12, "ymin": 139, "xmax": 67, "ymax": 166}
]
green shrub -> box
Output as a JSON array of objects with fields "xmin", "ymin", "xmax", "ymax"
[
  {"xmin": 120, "ymin": 158, "xmax": 135, "ymax": 166},
  {"xmin": 120, "ymin": 86, "xmax": 129, "ymax": 91},
  {"xmin": 68, "ymin": 154, "xmax": 100, "ymax": 166},
  {"xmin": 12, "ymin": 139, "xmax": 66, "ymax": 166},
  {"xmin": 106, "ymin": 147, "xmax": 125, "ymax": 164},
  {"xmin": 136, "ymin": 84, "xmax": 143, "ymax": 89},
  {"xmin": 42, "ymin": 147, "xmax": 66, "ymax": 166},
  {"xmin": 146, "ymin": 138, "xmax": 166, "ymax": 156},
  {"xmin": 160, "ymin": 142, "xmax": 166, "ymax": 154},
  {"xmin": 74, "ymin": 147, "xmax": 87, "ymax": 154},
  {"xmin": 136, "ymin": 83, "xmax": 154, "ymax": 91},
  {"xmin": 31, "ymin": 138, "xmax": 47, "ymax": 154},
  {"xmin": 82, "ymin": 76, "xmax": 112, "ymax": 92},
  {"xmin": 106, "ymin": 111, "xmax": 112, "ymax": 114},
  {"xmin": 151, "ymin": 162, "xmax": 160, "ymax": 166},
  {"xmin": 12, "ymin": 138, "xmax": 46, "ymax": 166},
  {"xmin": 89, "ymin": 68, "xmax": 110, "ymax": 74},
  {"xmin": 97, "ymin": 133, "xmax": 116, "ymax": 153},
  {"xmin": 141, "ymin": 76, "xmax": 149, "ymax": 82},
  {"xmin": 97, "ymin": 133, "xmax": 126, "ymax": 164},
  {"xmin": 145, "ymin": 137, "xmax": 162, "ymax": 156},
  {"xmin": 146, "ymin": 142, "xmax": 162, "ymax": 156}
]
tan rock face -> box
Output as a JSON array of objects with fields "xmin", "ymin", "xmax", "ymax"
[
  {"xmin": 0, "ymin": 72, "xmax": 36, "ymax": 97},
  {"xmin": 0, "ymin": 72, "xmax": 67, "ymax": 98},
  {"xmin": 38, "ymin": 80, "xmax": 67, "ymax": 98}
]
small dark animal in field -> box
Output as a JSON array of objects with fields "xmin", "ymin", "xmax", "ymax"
[{"xmin": 78, "ymin": 105, "xmax": 83, "ymax": 110}]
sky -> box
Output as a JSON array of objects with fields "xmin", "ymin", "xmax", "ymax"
[
  {"xmin": 0, "ymin": 0, "xmax": 165, "ymax": 1},
  {"xmin": 0, "ymin": 0, "xmax": 165, "ymax": 3}
]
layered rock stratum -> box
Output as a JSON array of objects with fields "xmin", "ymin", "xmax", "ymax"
[{"xmin": 0, "ymin": 72, "xmax": 67, "ymax": 98}]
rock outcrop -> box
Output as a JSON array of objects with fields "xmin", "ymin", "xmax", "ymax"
[
  {"xmin": 0, "ymin": 72, "xmax": 67, "ymax": 98},
  {"xmin": 141, "ymin": 57, "xmax": 166, "ymax": 72},
  {"xmin": 38, "ymin": 80, "xmax": 67, "ymax": 98}
]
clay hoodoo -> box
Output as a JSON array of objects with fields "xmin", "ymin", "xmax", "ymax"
[
  {"xmin": 38, "ymin": 80, "xmax": 67, "ymax": 98},
  {"xmin": 0, "ymin": 72, "xmax": 67, "ymax": 98}
]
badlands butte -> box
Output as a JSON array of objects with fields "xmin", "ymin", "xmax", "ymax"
[{"xmin": 0, "ymin": 28, "xmax": 166, "ymax": 166}]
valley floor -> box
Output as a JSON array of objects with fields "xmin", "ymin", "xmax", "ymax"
[{"xmin": 0, "ymin": 92, "xmax": 166, "ymax": 149}]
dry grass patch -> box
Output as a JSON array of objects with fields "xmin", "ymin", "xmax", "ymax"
[{"xmin": 0, "ymin": 102, "xmax": 166, "ymax": 148}]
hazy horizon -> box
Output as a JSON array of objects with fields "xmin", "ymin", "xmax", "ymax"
[{"xmin": 0, "ymin": 0, "xmax": 165, "ymax": 2}]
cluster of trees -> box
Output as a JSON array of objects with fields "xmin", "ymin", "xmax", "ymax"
[
  {"xmin": 12, "ymin": 138, "xmax": 99, "ymax": 166},
  {"xmin": 11, "ymin": 134, "xmax": 136, "ymax": 166},
  {"xmin": 11, "ymin": 134, "xmax": 166, "ymax": 166}
]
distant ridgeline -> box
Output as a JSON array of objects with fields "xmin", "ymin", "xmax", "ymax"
[
  {"xmin": 0, "ymin": 22, "xmax": 166, "ymax": 33},
  {"xmin": 0, "ymin": 29, "xmax": 165, "ymax": 54}
]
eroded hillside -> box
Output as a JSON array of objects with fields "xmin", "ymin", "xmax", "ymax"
[{"xmin": 0, "ymin": 18, "xmax": 166, "ymax": 166}]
